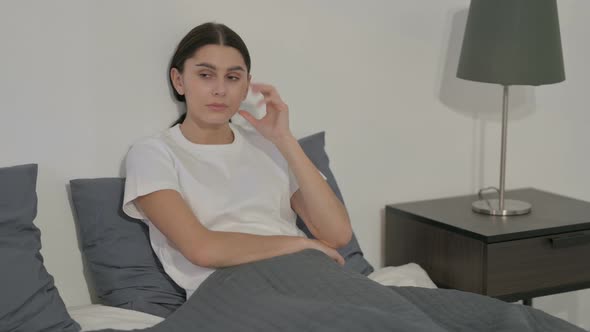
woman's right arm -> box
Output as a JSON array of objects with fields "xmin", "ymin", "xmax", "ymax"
[{"xmin": 135, "ymin": 189, "xmax": 344, "ymax": 268}]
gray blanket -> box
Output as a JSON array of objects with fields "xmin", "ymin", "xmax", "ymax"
[{"xmin": 90, "ymin": 250, "xmax": 584, "ymax": 331}]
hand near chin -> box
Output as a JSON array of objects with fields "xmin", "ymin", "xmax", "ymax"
[{"xmin": 238, "ymin": 83, "xmax": 294, "ymax": 145}]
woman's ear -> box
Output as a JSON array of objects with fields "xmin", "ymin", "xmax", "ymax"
[{"xmin": 170, "ymin": 68, "xmax": 184, "ymax": 96}]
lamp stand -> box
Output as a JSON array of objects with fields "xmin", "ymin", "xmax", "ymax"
[{"xmin": 472, "ymin": 85, "xmax": 532, "ymax": 216}]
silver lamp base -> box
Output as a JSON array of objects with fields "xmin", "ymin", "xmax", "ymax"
[{"xmin": 472, "ymin": 199, "xmax": 532, "ymax": 216}]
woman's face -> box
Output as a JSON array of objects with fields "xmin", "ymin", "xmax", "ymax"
[{"xmin": 171, "ymin": 44, "xmax": 250, "ymax": 127}]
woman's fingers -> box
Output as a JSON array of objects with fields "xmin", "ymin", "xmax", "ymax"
[
  {"xmin": 251, "ymin": 83, "xmax": 288, "ymax": 109},
  {"xmin": 256, "ymin": 95, "xmax": 288, "ymax": 112},
  {"xmin": 329, "ymin": 251, "xmax": 344, "ymax": 266},
  {"xmin": 333, "ymin": 250, "xmax": 345, "ymax": 266},
  {"xmin": 256, "ymin": 96, "xmax": 273, "ymax": 108},
  {"xmin": 312, "ymin": 239, "xmax": 345, "ymax": 266},
  {"xmin": 251, "ymin": 82, "xmax": 276, "ymax": 96}
]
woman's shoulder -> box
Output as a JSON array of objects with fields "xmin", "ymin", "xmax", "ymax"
[{"xmin": 126, "ymin": 128, "xmax": 176, "ymax": 160}]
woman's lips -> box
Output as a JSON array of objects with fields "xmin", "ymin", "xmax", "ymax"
[{"xmin": 207, "ymin": 103, "xmax": 228, "ymax": 111}]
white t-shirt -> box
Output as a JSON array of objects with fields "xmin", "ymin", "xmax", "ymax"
[{"xmin": 122, "ymin": 123, "xmax": 309, "ymax": 298}]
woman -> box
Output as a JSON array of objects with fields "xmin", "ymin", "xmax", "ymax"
[
  {"xmin": 112, "ymin": 22, "xmax": 584, "ymax": 332},
  {"xmin": 122, "ymin": 22, "xmax": 353, "ymax": 299}
]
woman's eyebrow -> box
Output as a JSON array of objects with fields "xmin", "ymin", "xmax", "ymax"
[{"xmin": 195, "ymin": 63, "xmax": 246, "ymax": 72}]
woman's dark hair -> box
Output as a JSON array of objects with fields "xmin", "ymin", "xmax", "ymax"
[{"xmin": 169, "ymin": 22, "xmax": 251, "ymax": 127}]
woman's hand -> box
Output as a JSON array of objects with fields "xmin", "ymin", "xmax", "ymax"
[
  {"xmin": 238, "ymin": 83, "xmax": 294, "ymax": 145},
  {"xmin": 307, "ymin": 239, "xmax": 345, "ymax": 266}
]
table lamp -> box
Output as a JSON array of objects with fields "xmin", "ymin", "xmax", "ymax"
[{"xmin": 457, "ymin": 0, "xmax": 565, "ymax": 216}]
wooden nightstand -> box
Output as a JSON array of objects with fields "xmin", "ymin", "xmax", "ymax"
[{"xmin": 385, "ymin": 188, "xmax": 590, "ymax": 305}]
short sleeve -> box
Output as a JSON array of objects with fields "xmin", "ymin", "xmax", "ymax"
[
  {"xmin": 122, "ymin": 140, "xmax": 181, "ymax": 219},
  {"xmin": 288, "ymin": 167, "xmax": 327, "ymax": 198}
]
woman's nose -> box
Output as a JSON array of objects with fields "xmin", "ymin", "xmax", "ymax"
[{"xmin": 212, "ymin": 79, "xmax": 226, "ymax": 96}]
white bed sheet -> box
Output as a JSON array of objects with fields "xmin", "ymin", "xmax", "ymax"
[
  {"xmin": 68, "ymin": 263, "xmax": 435, "ymax": 331},
  {"xmin": 368, "ymin": 263, "xmax": 438, "ymax": 289},
  {"xmin": 67, "ymin": 304, "xmax": 163, "ymax": 331}
]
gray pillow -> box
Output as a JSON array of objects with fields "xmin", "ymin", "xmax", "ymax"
[
  {"xmin": 0, "ymin": 164, "xmax": 81, "ymax": 332},
  {"xmin": 70, "ymin": 178, "xmax": 186, "ymax": 318},
  {"xmin": 296, "ymin": 132, "xmax": 374, "ymax": 275}
]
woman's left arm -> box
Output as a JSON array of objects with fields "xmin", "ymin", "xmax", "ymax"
[{"xmin": 238, "ymin": 83, "xmax": 352, "ymax": 249}]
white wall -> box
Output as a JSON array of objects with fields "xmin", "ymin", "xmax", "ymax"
[{"xmin": 1, "ymin": 0, "xmax": 588, "ymax": 329}]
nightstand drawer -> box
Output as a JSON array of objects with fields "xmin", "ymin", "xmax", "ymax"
[{"xmin": 487, "ymin": 231, "xmax": 590, "ymax": 297}]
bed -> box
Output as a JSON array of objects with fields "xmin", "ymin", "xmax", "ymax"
[
  {"xmin": 0, "ymin": 132, "xmax": 584, "ymax": 331},
  {"xmin": 66, "ymin": 263, "xmax": 435, "ymax": 331}
]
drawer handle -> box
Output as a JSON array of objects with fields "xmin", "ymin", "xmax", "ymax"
[{"xmin": 550, "ymin": 232, "xmax": 590, "ymax": 249}]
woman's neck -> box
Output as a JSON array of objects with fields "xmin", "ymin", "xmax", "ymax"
[{"xmin": 179, "ymin": 119, "xmax": 234, "ymax": 145}]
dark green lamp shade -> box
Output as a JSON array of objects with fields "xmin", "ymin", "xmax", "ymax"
[{"xmin": 457, "ymin": 0, "xmax": 565, "ymax": 86}]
